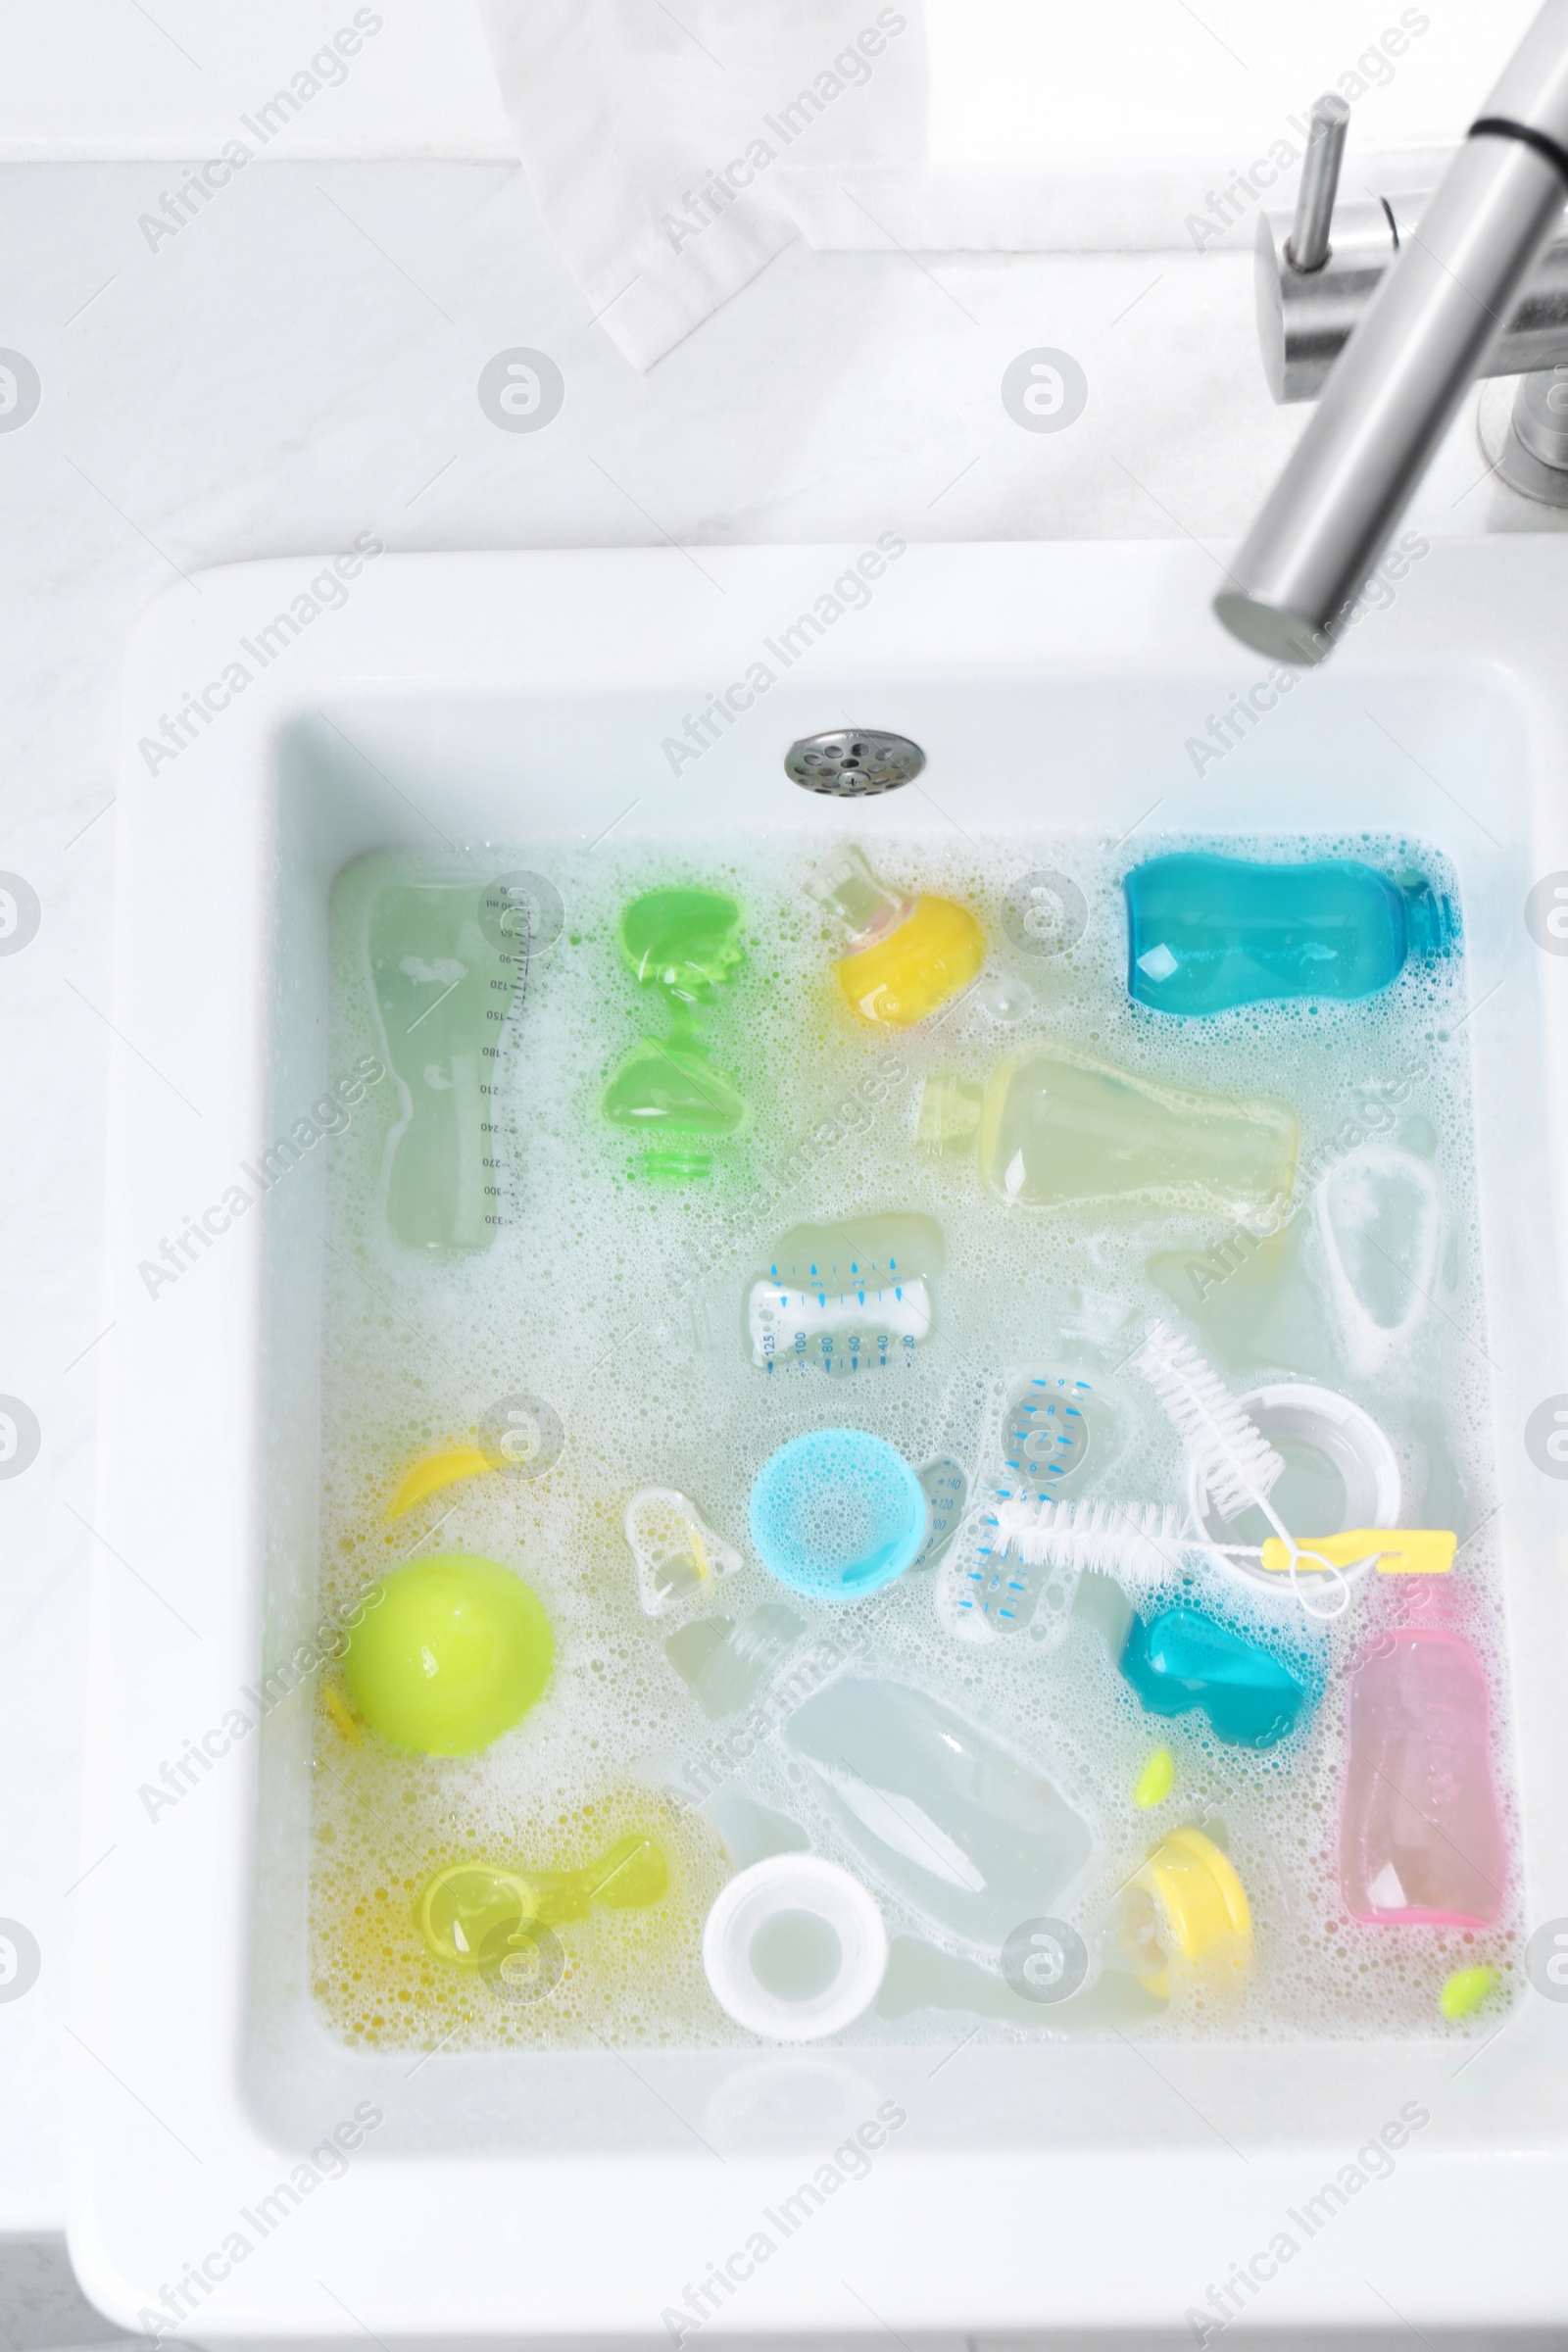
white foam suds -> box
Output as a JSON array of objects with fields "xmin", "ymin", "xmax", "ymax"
[{"xmin": 306, "ymin": 834, "xmax": 1515, "ymax": 2050}]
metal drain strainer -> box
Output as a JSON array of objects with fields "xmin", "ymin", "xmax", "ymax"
[{"xmin": 784, "ymin": 729, "xmax": 925, "ymax": 797}]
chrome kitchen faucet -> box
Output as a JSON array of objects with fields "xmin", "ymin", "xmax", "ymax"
[{"xmin": 1217, "ymin": 0, "xmax": 1568, "ymax": 662}]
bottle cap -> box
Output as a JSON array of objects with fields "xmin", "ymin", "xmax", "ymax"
[
  {"xmin": 1133, "ymin": 1825, "xmax": 1259, "ymax": 1976},
  {"xmin": 749, "ymin": 1430, "xmax": 927, "ymax": 1600},
  {"xmin": 702, "ymin": 1854, "xmax": 888, "ymax": 2039}
]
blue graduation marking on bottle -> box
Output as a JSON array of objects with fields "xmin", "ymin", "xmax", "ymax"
[{"xmin": 750, "ymin": 1231, "xmax": 931, "ymax": 1376}]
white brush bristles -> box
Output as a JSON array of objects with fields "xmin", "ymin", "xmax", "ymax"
[{"xmin": 1138, "ymin": 1321, "xmax": 1284, "ymax": 1519}]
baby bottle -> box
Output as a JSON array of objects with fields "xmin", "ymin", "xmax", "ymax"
[
  {"xmin": 1338, "ymin": 1580, "xmax": 1505, "ymax": 1927},
  {"xmin": 783, "ymin": 1673, "xmax": 1094, "ymax": 1946},
  {"xmin": 804, "ymin": 843, "xmax": 984, "ymax": 1028},
  {"xmin": 1124, "ymin": 853, "xmax": 1452, "ymax": 1016},
  {"xmin": 918, "ymin": 1043, "xmax": 1297, "ymax": 1226},
  {"xmin": 368, "ymin": 875, "xmax": 520, "ymax": 1250},
  {"xmin": 744, "ymin": 1211, "xmax": 945, "ymax": 1373}
]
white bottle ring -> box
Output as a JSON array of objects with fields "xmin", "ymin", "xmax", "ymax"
[
  {"xmin": 702, "ymin": 1855, "xmax": 889, "ymax": 2042},
  {"xmin": 1190, "ymin": 1381, "xmax": 1401, "ymax": 1594}
]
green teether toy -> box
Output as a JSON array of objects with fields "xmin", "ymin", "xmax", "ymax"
[
  {"xmin": 603, "ymin": 887, "xmax": 747, "ymax": 1181},
  {"xmin": 616, "ymin": 888, "xmax": 744, "ymax": 1004}
]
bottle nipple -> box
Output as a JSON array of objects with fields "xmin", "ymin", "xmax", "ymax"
[
  {"xmin": 802, "ymin": 842, "xmax": 915, "ymax": 950},
  {"xmin": 915, "ymin": 1073, "xmax": 984, "ymax": 1156}
]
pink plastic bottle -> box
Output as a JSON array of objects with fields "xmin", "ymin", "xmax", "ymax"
[{"xmin": 1339, "ymin": 1584, "xmax": 1506, "ymax": 1928}]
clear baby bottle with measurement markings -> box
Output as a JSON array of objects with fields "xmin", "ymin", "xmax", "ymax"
[
  {"xmin": 368, "ymin": 873, "xmax": 528, "ymax": 1250},
  {"xmin": 919, "ymin": 1043, "xmax": 1297, "ymax": 1224},
  {"xmin": 744, "ymin": 1211, "xmax": 944, "ymax": 1375}
]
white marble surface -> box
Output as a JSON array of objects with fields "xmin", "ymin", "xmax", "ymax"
[
  {"xmin": 0, "ymin": 0, "xmax": 512, "ymax": 158},
  {"xmin": 0, "ymin": 141, "xmax": 1548, "ymax": 2273}
]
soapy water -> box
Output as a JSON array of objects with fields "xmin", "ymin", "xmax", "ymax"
[{"xmin": 306, "ymin": 835, "xmax": 1515, "ymax": 2050}]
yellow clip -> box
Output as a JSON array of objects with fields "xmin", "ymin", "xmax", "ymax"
[{"xmin": 1258, "ymin": 1528, "xmax": 1456, "ymax": 1576}]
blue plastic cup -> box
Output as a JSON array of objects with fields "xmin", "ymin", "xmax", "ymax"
[{"xmin": 748, "ymin": 1430, "xmax": 927, "ymax": 1602}]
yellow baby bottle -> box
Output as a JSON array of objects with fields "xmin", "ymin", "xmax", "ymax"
[{"xmin": 804, "ymin": 843, "xmax": 984, "ymax": 1029}]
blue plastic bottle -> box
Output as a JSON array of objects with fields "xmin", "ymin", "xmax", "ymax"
[
  {"xmin": 1119, "ymin": 1604, "xmax": 1312, "ymax": 1749},
  {"xmin": 1123, "ymin": 854, "xmax": 1451, "ymax": 1016}
]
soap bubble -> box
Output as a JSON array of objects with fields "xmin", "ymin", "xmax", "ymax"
[{"xmin": 973, "ymin": 971, "xmax": 1035, "ymax": 1024}]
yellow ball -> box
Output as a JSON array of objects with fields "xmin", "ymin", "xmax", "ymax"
[{"xmin": 342, "ymin": 1553, "xmax": 553, "ymax": 1756}]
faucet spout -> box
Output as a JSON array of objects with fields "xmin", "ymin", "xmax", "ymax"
[{"xmin": 1216, "ymin": 0, "xmax": 1568, "ymax": 663}]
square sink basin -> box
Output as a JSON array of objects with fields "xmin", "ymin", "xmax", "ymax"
[{"xmin": 75, "ymin": 540, "xmax": 1568, "ymax": 2341}]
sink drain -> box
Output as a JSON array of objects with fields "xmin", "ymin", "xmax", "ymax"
[{"xmin": 784, "ymin": 730, "xmax": 925, "ymax": 797}]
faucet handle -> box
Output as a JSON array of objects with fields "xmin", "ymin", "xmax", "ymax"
[{"xmin": 1288, "ymin": 93, "xmax": 1351, "ymax": 272}]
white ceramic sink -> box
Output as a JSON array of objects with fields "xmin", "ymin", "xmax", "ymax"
[{"xmin": 75, "ymin": 540, "xmax": 1568, "ymax": 2341}]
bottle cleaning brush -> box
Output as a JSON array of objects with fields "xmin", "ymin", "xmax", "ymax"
[
  {"xmin": 1137, "ymin": 1321, "xmax": 1284, "ymax": 1519},
  {"xmin": 1138, "ymin": 1321, "xmax": 1351, "ymax": 1619},
  {"xmin": 990, "ymin": 1494, "xmax": 1187, "ymax": 1587}
]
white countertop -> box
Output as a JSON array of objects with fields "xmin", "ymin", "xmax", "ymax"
[
  {"xmin": 0, "ymin": 0, "xmax": 514, "ymax": 158},
  {"xmin": 0, "ymin": 97, "xmax": 1555, "ymax": 2270}
]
